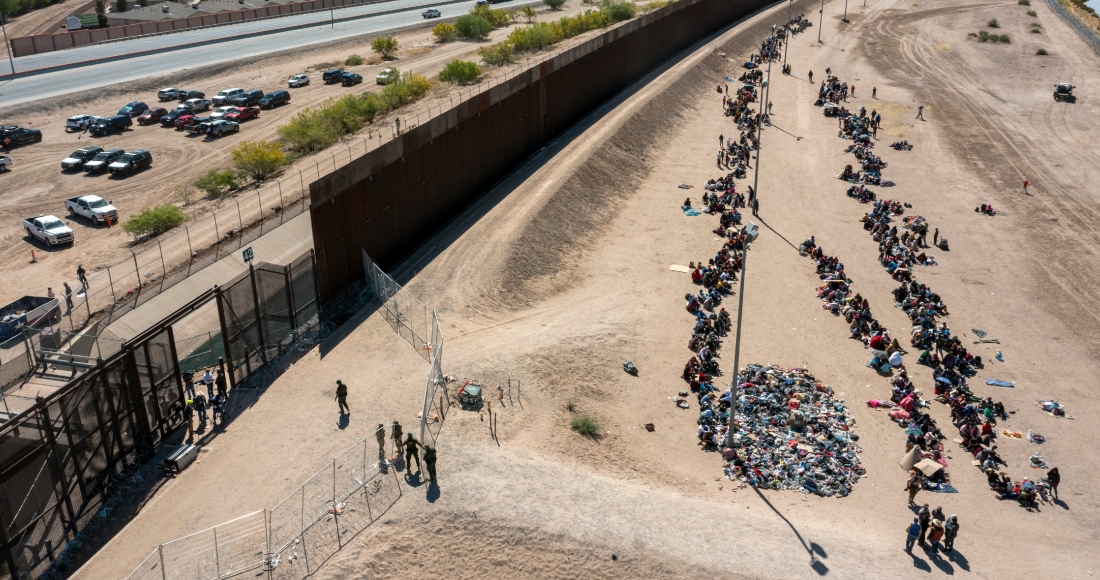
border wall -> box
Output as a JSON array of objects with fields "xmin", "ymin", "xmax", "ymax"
[{"xmin": 309, "ymin": 0, "xmax": 776, "ymax": 302}]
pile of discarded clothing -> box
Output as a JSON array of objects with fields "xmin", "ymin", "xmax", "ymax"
[{"xmin": 720, "ymin": 365, "xmax": 864, "ymax": 497}]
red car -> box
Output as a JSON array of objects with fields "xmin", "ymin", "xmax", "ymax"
[
  {"xmin": 225, "ymin": 107, "xmax": 260, "ymax": 122},
  {"xmin": 174, "ymin": 114, "xmax": 203, "ymax": 129},
  {"xmin": 137, "ymin": 107, "xmax": 168, "ymax": 125}
]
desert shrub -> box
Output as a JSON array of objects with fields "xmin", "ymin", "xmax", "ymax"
[
  {"xmin": 544, "ymin": 0, "xmax": 565, "ymax": 9},
  {"xmin": 1036, "ymin": 48, "xmax": 1049, "ymax": 54},
  {"xmin": 998, "ymin": 34, "xmax": 1011, "ymax": 42},
  {"xmin": 478, "ymin": 41, "xmax": 516, "ymax": 66},
  {"xmin": 432, "ymin": 22, "xmax": 456, "ymax": 42},
  {"xmin": 644, "ymin": 0, "xmax": 674, "ymax": 10},
  {"xmin": 967, "ymin": 31, "xmax": 977, "ymax": 37},
  {"xmin": 123, "ymin": 205, "xmax": 188, "ymax": 238},
  {"xmin": 455, "ymin": 14, "xmax": 493, "ymax": 38},
  {"xmin": 438, "ymin": 59, "xmax": 482, "ymax": 84},
  {"xmin": 1027, "ymin": 9, "xmax": 1037, "ymax": 15},
  {"xmin": 987, "ymin": 18, "xmax": 999, "ymax": 27},
  {"xmin": 559, "ymin": 9, "xmax": 609, "ymax": 36},
  {"xmin": 345, "ymin": 54, "xmax": 364, "ymax": 66},
  {"xmin": 508, "ymin": 21, "xmax": 562, "ymax": 50},
  {"xmin": 231, "ymin": 140, "xmax": 286, "ymax": 182},
  {"xmin": 193, "ymin": 169, "xmax": 239, "ymax": 199},
  {"xmin": 570, "ymin": 414, "xmax": 600, "ymax": 436},
  {"xmin": 470, "ymin": 4, "xmax": 512, "ymax": 26},
  {"xmin": 599, "ymin": 0, "xmax": 636, "ymax": 21},
  {"xmin": 977, "ymin": 30, "xmax": 991, "ymax": 41},
  {"xmin": 1018, "ymin": 0, "xmax": 1029, "ymax": 5},
  {"xmin": 371, "ymin": 35, "xmax": 399, "ymax": 59},
  {"xmin": 520, "ymin": 5, "xmax": 537, "ymax": 22}
]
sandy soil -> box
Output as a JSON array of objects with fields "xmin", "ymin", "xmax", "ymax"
[
  {"xmin": 0, "ymin": 1, "xmax": 607, "ymax": 305},
  {"xmin": 74, "ymin": 0, "xmax": 1100, "ymax": 578}
]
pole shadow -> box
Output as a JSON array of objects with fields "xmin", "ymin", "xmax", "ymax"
[{"xmin": 751, "ymin": 486, "xmax": 829, "ymax": 575}]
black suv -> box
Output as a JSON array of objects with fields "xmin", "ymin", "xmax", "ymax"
[
  {"xmin": 229, "ymin": 89, "xmax": 265, "ymax": 107},
  {"xmin": 0, "ymin": 126, "xmax": 43, "ymax": 148},
  {"xmin": 322, "ymin": 69, "xmax": 345, "ymax": 84},
  {"xmin": 341, "ymin": 72, "xmax": 363, "ymax": 86},
  {"xmin": 90, "ymin": 115, "xmax": 133, "ymax": 136},
  {"xmin": 61, "ymin": 146, "xmax": 104, "ymax": 171},
  {"xmin": 83, "ymin": 148, "xmax": 125, "ymax": 174},
  {"xmin": 178, "ymin": 89, "xmax": 205, "ymax": 101},
  {"xmin": 161, "ymin": 109, "xmax": 191, "ymax": 125},
  {"xmin": 108, "ymin": 150, "xmax": 153, "ymax": 176},
  {"xmin": 258, "ymin": 90, "xmax": 290, "ymax": 109}
]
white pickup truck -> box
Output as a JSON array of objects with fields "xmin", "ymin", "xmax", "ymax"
[
  {"xmin": 23, "ymin": 215, "xmax": 74, "ymax": 247},
  {"xmin": 65, "ymin": 195, "xmax": 119, "ymax": 225}
]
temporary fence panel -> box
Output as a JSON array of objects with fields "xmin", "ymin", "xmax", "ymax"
[
  {"xmin": 361, "ymin": 250, "xmax": 430, "ymax": 360},
  {"xmin": 157, "ymin": 510, "xmax": 268, "ymax": 580}
]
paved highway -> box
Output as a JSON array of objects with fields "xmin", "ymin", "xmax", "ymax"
[{"xmin": 0, "ymin": 0, "xmax": 536, "ymax": 107}]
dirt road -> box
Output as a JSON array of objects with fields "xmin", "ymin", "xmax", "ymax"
[{"xmin": 74, "ymin": 0, "xmax": 1100, "ymax": 577}]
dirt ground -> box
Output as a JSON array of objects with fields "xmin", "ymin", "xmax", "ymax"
[
  {"xmin": 75, "ymin": 0, "xmax": 1100, "ymax": 578},
  {"xmin": 0, "ymin": 0, "xmax": 596, "ymax": 305}
]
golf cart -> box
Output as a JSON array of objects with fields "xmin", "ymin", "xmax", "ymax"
[{"xmin": 1054, "ymin": 83, "xmax": 1075, "ymax": 102}]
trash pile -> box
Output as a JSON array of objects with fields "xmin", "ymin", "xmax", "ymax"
[{"xmin": 720, "ymin": 365, "xmax": 865, "ymax": 497}]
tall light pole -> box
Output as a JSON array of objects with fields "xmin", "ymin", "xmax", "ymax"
[
  {"xmin": 724, "ymin": 221, "xmax": 759, "ymax": 448},
  {"xmin": 818, "ymin": 0, "xmax": 825, "ymax": 43},
  {"xmin": 751, "ymin": 54, "xmax": 772, "ymax": 202},
  {"xmin": 843, "ymin": 0, "xmax": 849, "ymax": 22},
  {"xmin": 0, "ymin": 7, "xmax": 14, "ymax": 75},
  {"xmin": 782, "ymin": 0, "xmax": 793, "ymax": 67}
]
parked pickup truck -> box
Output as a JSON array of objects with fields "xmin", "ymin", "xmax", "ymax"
[
  {"xmin": 65, "ymin": 195, "xmax": 119, "ymax": 224},
  {"xmin": 23, "ymin": 215, "xmax": 74, "ymax": 247},
  {"xmin": 0, "ymin": 295, "xmax": 60, "ymax": 340}
]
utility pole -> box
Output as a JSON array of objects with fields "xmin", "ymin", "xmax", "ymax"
[
  {"xmin": 329, "ymin": 0, "xmax": 334, "ymax": 28},
  {"xmin": 783, "ymin": 0, "xmax": 793, "ymax": 67},
  {"xmin": 0, "ymin": 7, "xmax": 14, "ymax": 75},
  {"xmin": 843, "ymin": 0, "xmax": 849, "ymax": 22},
  {"xmin": 818, "ymin": 0, "xmax": 825, "ymax": 43}
]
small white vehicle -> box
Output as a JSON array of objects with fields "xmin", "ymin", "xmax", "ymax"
[
  {"xmin": 65, "ymin": 195, "xmax": 119, "ymax": 224},
  {"xmin": 23, "ymin": 215, "xmax": 74, "ymax": 247},
  {"xmin": 183, "ymin": 98, "xmax": 212, "ymax": 112},
  {"xmin": 157, "ymin": 87, "xmax": 182, "ymax": 100},
  {"xmin": 376, "ymin": 67, "xmax": 398, "ymax": 85},
  {"xmin": 65, "ymin": 114, "xmax": 100, "ymax": 132},
  {"xmin": 288, "ymin": 74, "xmax": 310, "ymax": 88},
  {"xmin": 0, "ymin": 156, "xmax": 10, "ymax": 172},
  {"xmin": 210, "ymin": 106, "xmax": 237, "ymax": 119}
]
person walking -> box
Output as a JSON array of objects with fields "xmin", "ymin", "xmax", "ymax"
[
  {"xmin": 916, "ymin": 105, "xmax": 925, "ymax": 120},
  {"xmin": 808, "ymin": 70, "xmax": 813, "ymax": 84},
  {"xmin": 905, "ymin": 469, "xmax": 922, "ymax": 505},
  {"xmin": 76, "ymin": 265, "xmax": 88, "ymax": 290},
  {"xmin": 1046, "ymin": 467, "xmax": 1060, "ymax": 499},
  {"xmin": 183, "ymin": 369, "xmax": 196, "ymax": 399},
  {"xmin": 752, "ymin": 197, "xmax": 759, "ymax": 216},
  {"xmin": 194, "ymin": 393, "xmax": 208, "ymax": 425},
  {"xmin": 851, "ymin": 84, "xmax": 855, "ymax": 96},
  {"xmin": 943, "ymin": 515, "xmax": 959, "ymax": 552},
  {"xmin": 1022, "ymin": 178, "xmax": 1030, "ymax": 195},
  {"xmin": 404, "ymin": 433, "xmax": 422, "ymax": 473},
  {"xmin": 334, "ymin": 380, "xmax": 349, "ymax": 414},
  {"xmin": 203, "ymin": 369, "xmax": 214, "ymax": 399},
  {"xmin": 376, "ymin": 424, "xmax": 386, "ymax": 459},
  {"xmin": 905, "ymin": 517, "xmax": 921, "ymax": 553},
  {"xmin": 423, "ymin": 444, "xmax": 437, "ymax": 483},
  {"xmin": 917, "ymin": 504, "xmax": 931, "ymax": 547},
  {"xmin": 62, "ymin": 283, "xmax": 73, "ymax": 313},
  {"xmin": 215, "ymin": 369, "xmax": 227, "ymax": 398},
  {"xmin": 872, "ymin": 86, "xmax": 877, "ymax": 99},
  {"xmin": 932, "ymin": 228, "xmax": 939, "ymax": 247}
]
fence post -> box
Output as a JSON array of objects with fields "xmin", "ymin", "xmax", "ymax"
[
  {"xmin": 248, "ymin": 263, "xmax": 268, "ymax": 364},
  {"xmin": 277, "ymin": 181, "xmax": 285, "ymax": 225},
  {"xmin": 256, "ymin": 190, "xmax": 264, "ymax": 226},
  {"xmin": 330, "ymin": 151, "xmax": 337, "ymax": 172},
  {"xmin": 213, "ymin": 525, "xmax": 221, "ymax": 577},
  {"xmin": 158, "ymin": 546, "xmax": 167, "ymax": 580},
  {"xmin": 158, "ymin": 240, "xmax": 166, "ymax": 280},
  {"xmin": 285, "ymin": 264, "xmax": 297, "ymax": 331},
  {"xmin": 184, "ymin": 224, "xmax": 194, "ymax": 262},
  {"xmin": 215, "ymin": 286, "xmax": 238, "ymax": 388},
  {"xmin": 131, "ymin": 250, "xmax": 141, "ymax": 290},
  {"xmin": 234, "ymin": 198, "xmax": 243, "ymax": 238},
  {"xmin": 106, "ymin": 267, "xmax": 117, "ymax": 304},
  {"xmin": 213, "ymin": 211, "xmax": 220, "ymax": 241}
]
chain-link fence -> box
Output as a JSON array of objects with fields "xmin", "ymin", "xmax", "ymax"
[
  {"xmin": 128, "ymin": 424, "xmax": 402, "ymax": 580},
  {"xmin": 361, "ymin": 250, "xmax": 430, "ymax": 361},
  {"xmin": 1045, "ymin": 0, "xmax": 1100, "ymax": 54}
]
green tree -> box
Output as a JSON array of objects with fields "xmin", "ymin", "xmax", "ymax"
[
  {"xmin": 438, "ymin": 59, "xmax": 482, "ymax": 84},
  {"xmin": 600, "ymin": 0, "xmax": 636, "ymax": 21},
  {"xmin": 231, "ymin": 140, "xmax": 286, "ymax": 182},
  {"xmin": 123, "ymin": 205, "xmax": 188, "ymax": 238},
  {"xmin": 455, "ymin": 14, "xmax": 493, "ymax": 39},
  {"xmin": 115, "ymin": 0, "xmax": 127, "ymax": 13},
  {"xmin": 478, "ymin": 41, "xmax": 515, "ymax": 66},
  {"xmin": 345, "ymin": 54, "xmax": 364, "ymax": 65},
  {"xmin": 138, "ymin": 0, "xmax": 148, "ymax": 6},
  {"xmin": 520, "ymin": 5, "xmax": 537, "ymax": 23},
  {"xmin": 95, "ymin": 0, "xmax": 108, "ymax": 26},
  {"xmin": 543, "ymin": 0, "xmax": 565, "ymax": 10},
  {"xmin": 193, "ymin": 169, "xmax": 239, "ymax": 199},
  {"xmin": 432, "ymin": 22, "xmax": 456, "ymax": 42},
  {"xmin": 371, "ymin": 35, "xmax": 399, "ymax": 59}
]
